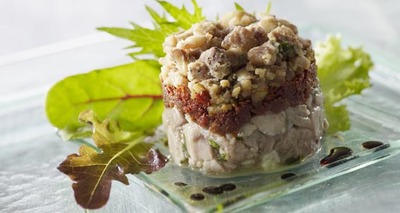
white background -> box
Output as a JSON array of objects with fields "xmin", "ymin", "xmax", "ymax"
[{"xmin": 0, "ymin": 0, "xmax": 399, "ymax": 57}]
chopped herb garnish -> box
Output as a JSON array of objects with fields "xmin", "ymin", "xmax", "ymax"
[
  {"xmin": 219, "ymin": 152, "xmax": 228, "ymax": 161},
  {"xmin": 279, "ymin": 42, "xmax": 296, "ymax": 58},
  {"xmin": 208, "ymin": 139, "xmax": 220, "ymax": 149},
  {"xmin": 236, "ymin": 136, "xmax": 244, "ymax": 141}
]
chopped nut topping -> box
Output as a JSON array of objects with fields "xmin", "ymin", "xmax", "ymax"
[
  {"xmin": 160, "ymin": 11, "xmax": 315, "ymax": 113},
  {"xmin": 232, "ymin": 86, "xmax": 241, "ymax": 98},
  {"xmin": 220, "ymin": 80, "xmax": 230, "ymax": 88}
]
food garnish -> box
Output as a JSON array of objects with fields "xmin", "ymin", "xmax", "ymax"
[
  {"xmin": 47, "ymin": 0, "xmax": 203, "ymax": 209},
  {"xmin": 57, "ymin": 111, "xmax": 168, "ymax": 209},
  {"xmin": 315, "ymin": 35, "xmax": 373, "ymax": 133},
  {"xmin": 46, "ymin": 60, "xmax": 164, "ymax": 140},
  {"xmin": 97, "ymin": 0, "xmax": 204, "ymax": 59}
]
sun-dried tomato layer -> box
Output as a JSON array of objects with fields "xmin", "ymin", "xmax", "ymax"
[{"xmin": 163, "ymin": 63, "xmax": 317, "ymax": 135}]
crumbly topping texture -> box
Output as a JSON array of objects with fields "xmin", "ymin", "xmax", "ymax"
[{"xmin": 160, "ymin": 11, "xmax": 315, "ymax": 115}]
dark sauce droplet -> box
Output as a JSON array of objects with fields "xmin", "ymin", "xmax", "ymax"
[
  {"xmin": 174, "ymin": 182, "xmax": 188, "ymax": 187},
  {"xmin": 281, "ymin": 172, "xmax": 297, "ymax": 180},
  {"xmin": 220, "ymin": 183, "xmax": 236, "ymax": 191},
  {"xmin": 202, "ymin": 186, "xmax": 223, "ymax": 195},
  {"xmin": 362, "ymin": 141, "xmax": 384, "ymax": 149},
  {"xmin": 160, "ymin": 189, "xmax": 169, "ymax": 196},
  {"xmin": 320, "ymin": 147, "xmax": 352, "ymax": 166},
  {"xmin": 190, "ymin": 193, "xmax": 205, "ymax": 201}
]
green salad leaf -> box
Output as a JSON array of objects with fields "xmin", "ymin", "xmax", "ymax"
[
  {"xmin": 48, "ymin": 1, "xmax": 205, "ymax": 209},
  {"xmin": 58, "ymin": 110, "xmax": 168, "ymax": 209},
  {"xmin": 47, "ymin": 0, "xmax": 206, "ymax": 139},
  {"xmin": 98, "ymin": 0, "xmax": 205, "ymax": 59},
  {"xmin": 45, "ymin": 60, "xmax": 163, "ymax": 139},
  {"xmin": 316, "ymin": 35, "xmax": 373, "ymax": 133}
]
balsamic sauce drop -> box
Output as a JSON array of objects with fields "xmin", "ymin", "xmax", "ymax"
[
  {"xmin": 160, "ymin": 189, "xmax": 169, "ymax": 196},
  {"xmin": 281, "ymin": 173, "xmax": 297, "ymax": 180},
  {"xmin": 202, "ymin": 186, "xmax": 224, "ymax": 195},
  {"xmin": 190, "ymin": 193, "xmax": 205, "ymax": 201},
  {"xmin": 362, "ymin": 141, "xmax": 384, "ymax": 149},
  {"xmin": 174, "ymin": 182, "xmax": 188, "ymax": 187},
  {"xmin": 320, "ymin": 147, "xmax": 352, "ymax": 166},
  {"xmin": 220, "ymin": 183, "xmax": 236, "ymax": 191}
]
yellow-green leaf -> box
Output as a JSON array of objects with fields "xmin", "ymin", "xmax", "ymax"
[
  {"xmin": 316, "ymin": 35, "xmax": 373, "ymax": 133},
  {"xmin": 98, "ymin": 0, "xmax": 205, "ymax": 59},
  {"xmin": 45, "ymin": 60, "xmax": 163, "ymax": 138}
]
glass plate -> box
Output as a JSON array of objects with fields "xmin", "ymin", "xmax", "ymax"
[
  {"xmin": 1, "ymin": 29, "xmax": 400, "ymax": 213},
  {"xmin": 135, "ymin": 34, "xmax": 400, "ymax": 212},
  {"xmin": 136, "ymin": 71, "xmax": 400, "ymax": 212}
]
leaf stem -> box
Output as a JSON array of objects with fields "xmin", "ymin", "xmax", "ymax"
[{"xmin": 78, "ymin": 94, "xmax": 163, "ymax": 105}]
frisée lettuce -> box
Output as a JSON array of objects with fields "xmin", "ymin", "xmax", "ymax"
[{"xmin": 315, "ymin": 35, "xmax": 373, "ymax": 133}]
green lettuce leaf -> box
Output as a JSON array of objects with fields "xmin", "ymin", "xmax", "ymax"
[
  {"xmin": 45, "ymin": 60, "xmax": 163, "ymax": 139},
  {"xmin": 316, "ymin": 35, "xmax": 373, "ymax": 133},
  {"xmin": 58, "ymin": 110, "xmax": 168, "ymax": 209},
  {"xmin": 98, "ymin": 0, "xmax": 205, "ymax": 59}
]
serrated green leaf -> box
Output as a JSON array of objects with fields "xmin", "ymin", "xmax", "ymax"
[
  {"xmin": 45, "ymin": 60, "xmax": 163, "ymax": 136},
  {"xmin": 145, "ymin": 6, "xmax": 168, "ymax": 27},
  {"xmin": 156, "ymin": 0, "xmax": 204, "ymax": 29},
  {"xmin": 97, "ymin": 26, "xmax": 165, "ymax": 58},
  {"xmin": 98, "ymin": 0, "xmax": 205, "ymax": 59}
]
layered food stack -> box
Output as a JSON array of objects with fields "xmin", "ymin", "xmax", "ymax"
[{"xmin": 160, "ymin": 11, "xmax": 327, "ymax": 174}]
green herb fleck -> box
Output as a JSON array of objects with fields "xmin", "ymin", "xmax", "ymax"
[
  {"xmin": 208, "ymin": 139, "xmax": 220, "ymax": 149},
  {"xmin": 218, "ymin": 152, "xmax": 228, "ymax": 161},
  {"xmin": 236, "ymin": 136, "xmax": 244, "ymax": 141},
  {"xmin": 279, "ymin": 42, "xmax": 296, "ymax": 58}
]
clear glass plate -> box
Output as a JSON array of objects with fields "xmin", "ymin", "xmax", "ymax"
[
  {"xmin": 134, "ymin": 34, "xmax": 400, "ymax": 212},
  {"xmin": 136, "ymin": 68, "xmax": 400, "ymax": 212},
  {"xmin": 1, "ymin": 29, "xmax": 400, "ymax": 213}
]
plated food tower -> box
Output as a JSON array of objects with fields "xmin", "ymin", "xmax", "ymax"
[{"xmin": 160, "ymin": 11, "xmax": 327, "ymax": 174}]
